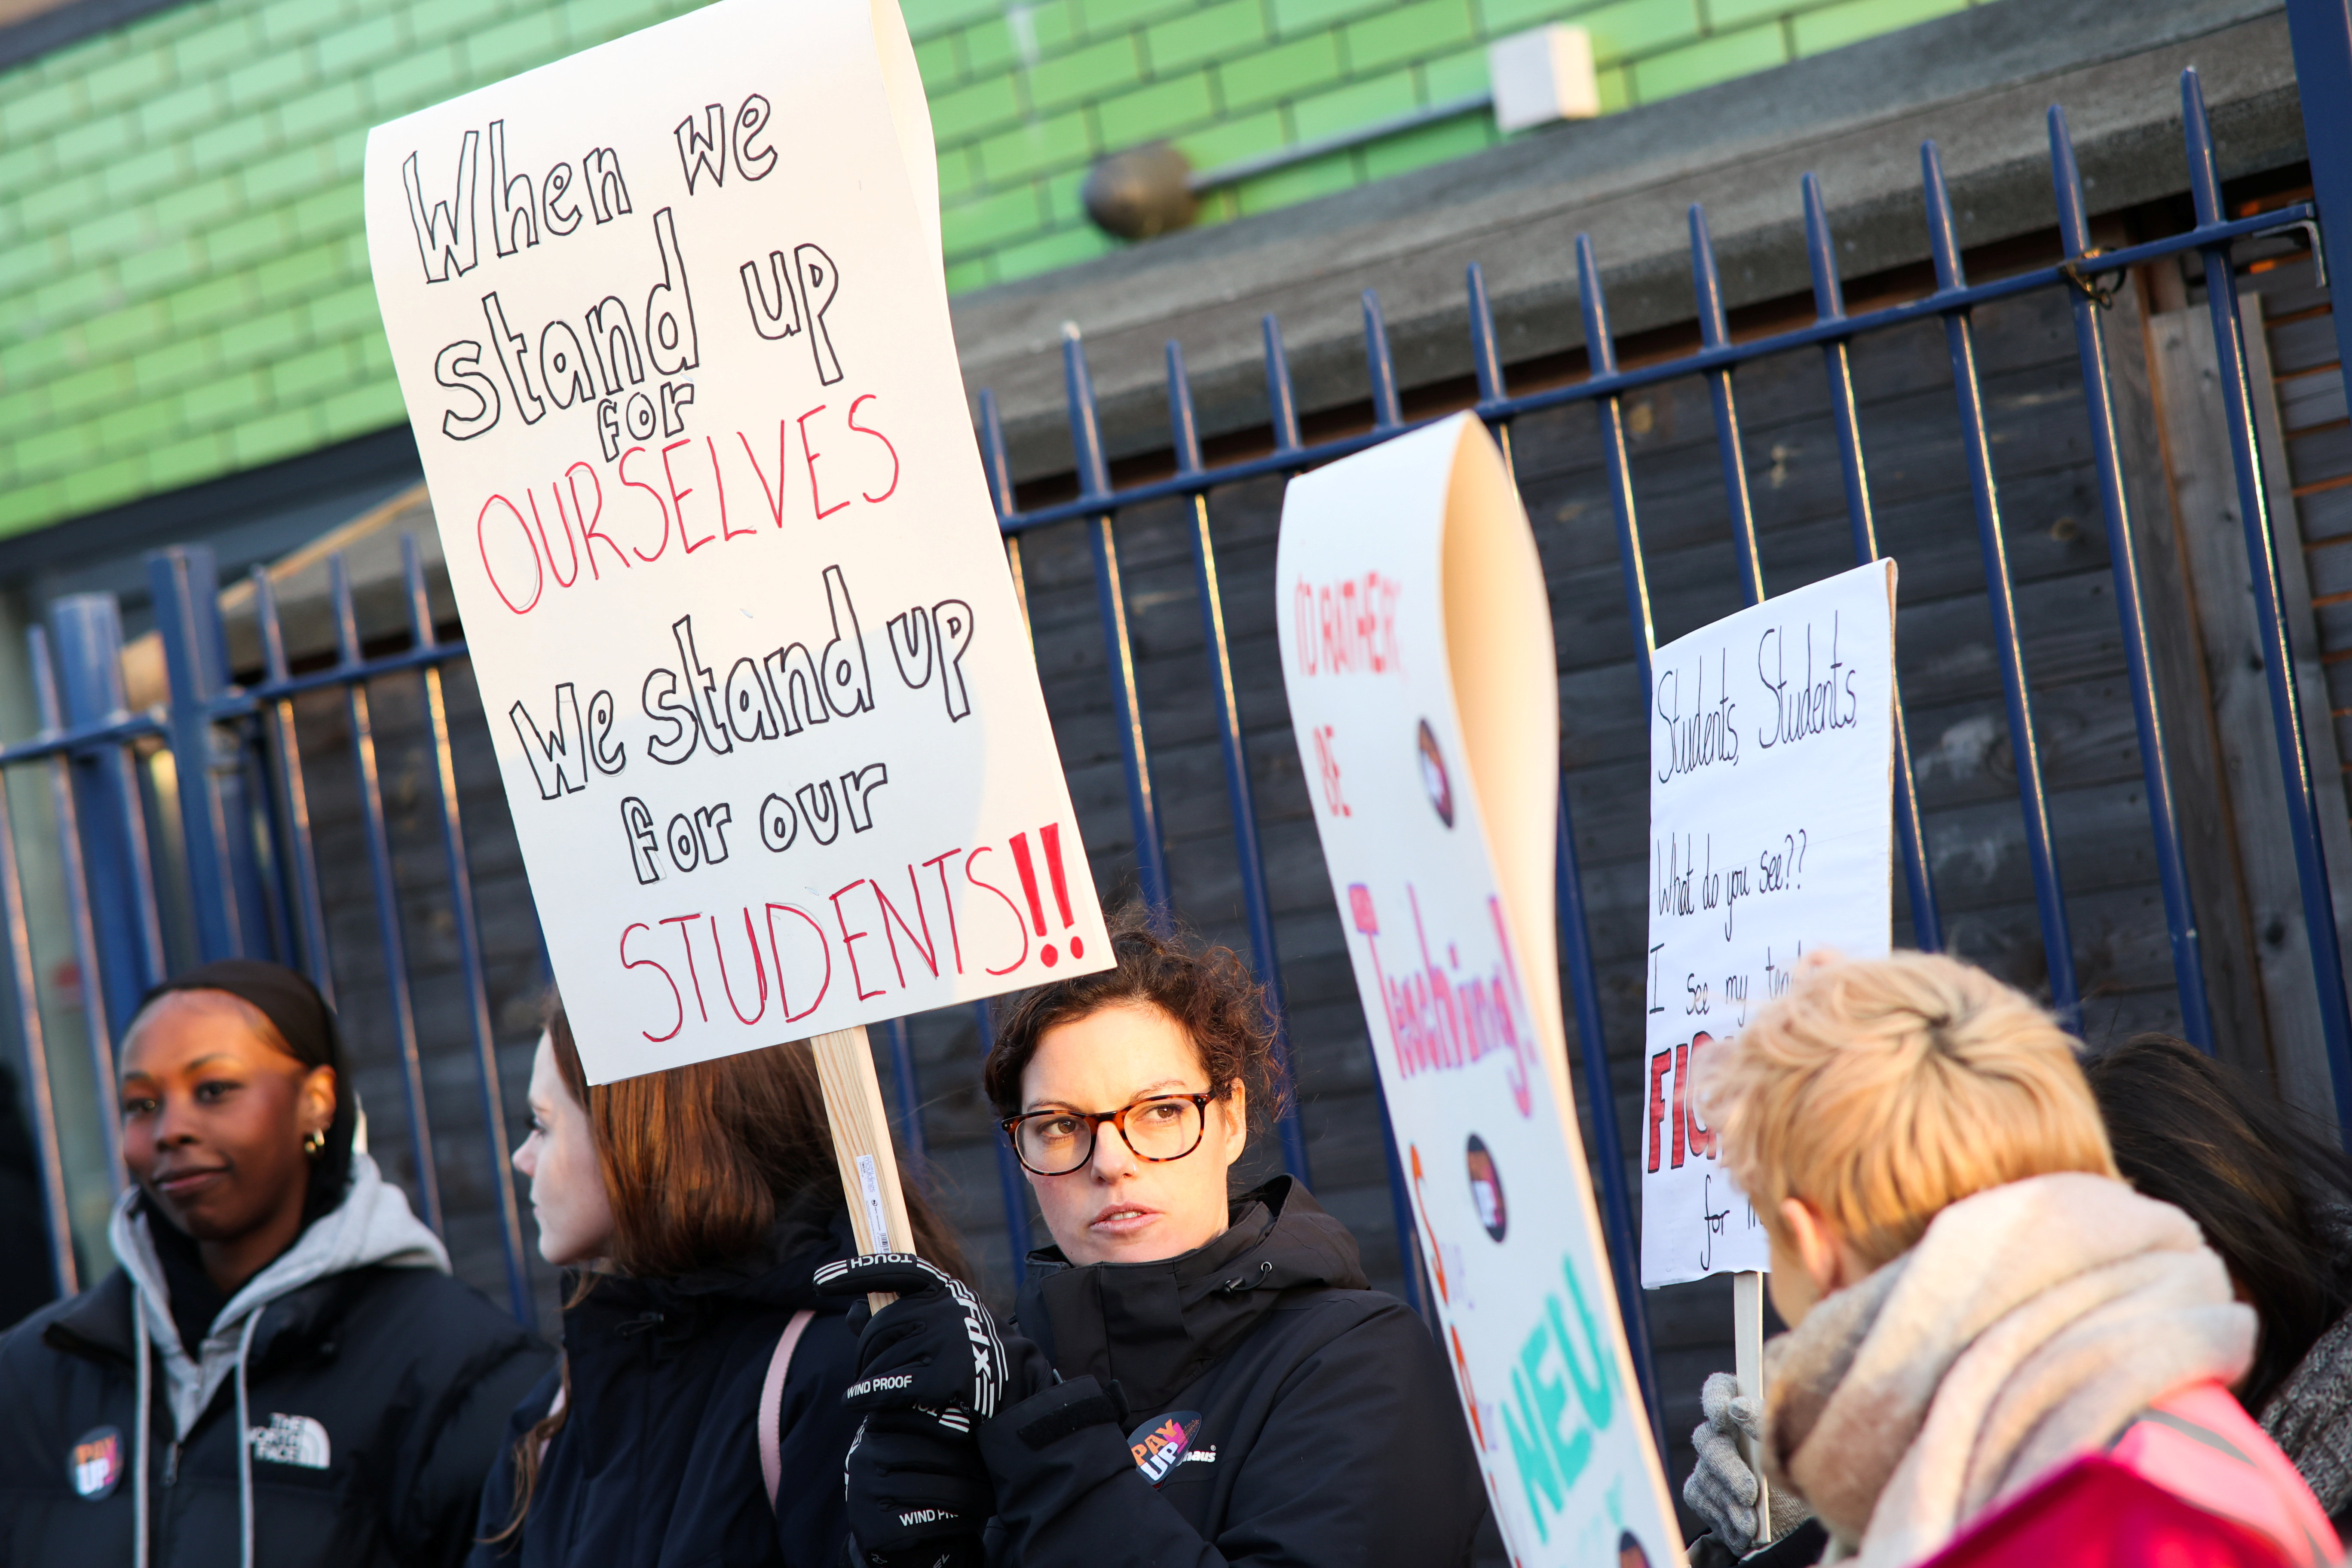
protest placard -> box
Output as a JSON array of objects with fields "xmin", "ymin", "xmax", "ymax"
[
  {"xmin": 1279, "ymin": 413, "xmax": 1678, "ymax": 1565},
  {"xmin": 1640, "ymin": 560, "xmax": 1898, "ymax": 1288},
  {"xmin": 362, "ymin": 0, "xmax": 1109, "ymax": 1088}
]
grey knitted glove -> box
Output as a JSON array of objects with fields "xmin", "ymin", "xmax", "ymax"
[{"xmin": 1682, "ymin": 1372, "xmax": 1810, "ymax": 1557}]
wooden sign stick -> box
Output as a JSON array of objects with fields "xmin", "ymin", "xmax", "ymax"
[
  {"xmin": 1733, "ymin": 1269, "xmax": 1770, "ymax": 1540},
  {"xmin": 810, "ymin": 1024, "xmax": 917, "ymax": 1313}
]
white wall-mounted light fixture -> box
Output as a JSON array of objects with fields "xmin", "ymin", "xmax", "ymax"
[
  {"xmin": 1488, "ymin": 24, "xmax": 1601, "ymax": 132},
  {"xmin": 1083, "ymin": 22, "xmax": 1605, "ymax": 239}
]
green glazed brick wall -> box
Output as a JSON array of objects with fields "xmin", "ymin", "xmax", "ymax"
[
  {"xmin": 916, "ymin": 0, "xmax": 1978, "ymax": 291},
  {"xmin": 0, "ymin": 0, "xmax": 1978, "ymax": 539},
  {"xmin": 0, "ymin": 0, "xmax": 714, "ymax": 537}
]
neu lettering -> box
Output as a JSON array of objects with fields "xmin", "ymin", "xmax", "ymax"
[{"xmin": 1499, "ymin": 1259, "xmax": 1616, "ymax": 1544}]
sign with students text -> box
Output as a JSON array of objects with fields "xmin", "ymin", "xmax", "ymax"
[
  {"xmin": 1639, "ymin": 560, "xmax": 1897, "ymax": 1286},
  {"xmin": 362, "ymin": 0, "xmax": 1108, "ymax": 1082},
  {"xmin": 1278, "ymin": 415, "xmax": 1679, "ymax": 1566}
]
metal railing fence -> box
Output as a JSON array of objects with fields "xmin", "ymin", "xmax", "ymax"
[
  {"xmin": 2, "ymin": 69, "xmax": 2343, "ymax": 1449},
  {"xmin": 969, "ymin": 66, "xmax": 2352, "ymax": 1417}
]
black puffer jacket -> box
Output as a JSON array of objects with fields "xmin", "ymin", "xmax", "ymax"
[
  {"xmin": 0, "ymin": 1156, "xmax": 546, "ymax": 1568},
  {"xmin": 977, "ymin": 1177, "xmax": 1487, "ymax": 1568},
  {"xmin": 468, "ymin": 1197, "xmax": 864, "ymax": 1568}
]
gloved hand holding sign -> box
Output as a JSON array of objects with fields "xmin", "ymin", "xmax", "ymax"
[
  {"xmin": 1684, "ymin": 1372, "xmax": 1812, "ymax": 1557},
  {"xmin": 841, "ymin": 1407, "xmax": 994, "ymax": 1568},
  {"xmin": 814, "ymin": 1253, "xmax": 1014, "ymax": 1419}
]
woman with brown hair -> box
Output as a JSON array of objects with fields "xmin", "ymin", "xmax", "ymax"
[{"xmin": 467, "ymin": 995, "xmax": 966, "ymax": 1568}]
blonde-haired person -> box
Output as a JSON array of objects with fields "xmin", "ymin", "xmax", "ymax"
[{"xmin": 1680, "ymin": 950, "xmax": 2336, "ymax": 1568}]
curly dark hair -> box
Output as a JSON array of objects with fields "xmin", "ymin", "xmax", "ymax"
[{"xmin": 983, "ymin": 916, "xmax": 1290, "ymax": 1126}]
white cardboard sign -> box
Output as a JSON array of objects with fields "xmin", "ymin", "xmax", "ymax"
[
  {"xmin": 1278, "ymin": 415, "xmax": 1678, "ymax": 1566},
  {"xmin": 1640, "ymin": 560, "xmax": 1897, "ymax": 1287},
  {"xmin": 362, "ymin": 0, "xmax": 1108, "ymax": 1083}
]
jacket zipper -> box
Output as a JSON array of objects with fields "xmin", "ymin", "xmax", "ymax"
[{"xmin": 164, "ymin": 1440, "xmax": 181, "ymax": 1486}]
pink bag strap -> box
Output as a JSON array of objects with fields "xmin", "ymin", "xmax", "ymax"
[
  {"xmin": 758, "ymin": 1308, "xmax": 819, "ymax": 1510},
  {"xmin": 534, "ymin": 1383, "xmax": 567, "ymax": 1467}
]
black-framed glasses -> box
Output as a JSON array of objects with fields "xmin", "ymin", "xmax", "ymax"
[{"xmin": 999, "ymin": 1092, "xmax": 1218, "ymax": 1176}]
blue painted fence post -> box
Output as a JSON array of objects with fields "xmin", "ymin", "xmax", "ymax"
[
  {"xmin": 148, "ymin": 546, "xmax": 249, "ymax": 962},
  {"xmin": 2282, "ymin": 0, "xmax": 2352, "ymax": 404},
  {"xmin": 49, "ymin": 597, "xmax": 166, "ymax": 1035},
  {"xmin": 1466, "ymin": 261, "xmax": 1663, "ymax": 1436},
  {"xmin": 973, "ymin": 998, "xmax": 1034, "ymax": 1285},
  {"xmin": 2183, "ymin": 67, "xmax": 2352, "ymax": 1131}
]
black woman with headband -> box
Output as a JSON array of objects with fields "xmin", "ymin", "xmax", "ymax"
[{"xmin": 0, "ymin": 958, "xmax": 547, "ymax": 1568}]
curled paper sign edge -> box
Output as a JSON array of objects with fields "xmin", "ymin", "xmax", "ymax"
[{"xmin": 1274, "ymin": 411, "xmax": 1681, "ymax": 1563}]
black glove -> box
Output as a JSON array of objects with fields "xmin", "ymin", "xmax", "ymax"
[
  {"xmin": 814, "ymin": 1254, "xmax": 1011, "ymax": 1421},
  {"xmin": 842, "ymin": 1407, "xmax": 994, "ymax": 1568}
]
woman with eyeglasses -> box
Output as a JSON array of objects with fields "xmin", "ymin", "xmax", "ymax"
[{"xmin": 815, "ymin": 919, "xmax": 1487, "ymax": 1568}]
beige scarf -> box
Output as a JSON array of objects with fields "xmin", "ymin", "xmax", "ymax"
[{"xmin": 1761, "ymin": 1173, "xmax": 2254, "ymax": 1567}]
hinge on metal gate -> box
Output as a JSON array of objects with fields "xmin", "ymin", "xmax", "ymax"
[{"xmin": 2059, "ymin": 250, "xmax": 2125, "ymax": 309}]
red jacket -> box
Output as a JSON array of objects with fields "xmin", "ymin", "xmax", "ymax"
[{"xmin": 1921, "ymin": 1380, "xmax": 2339, "ymax": 1568}]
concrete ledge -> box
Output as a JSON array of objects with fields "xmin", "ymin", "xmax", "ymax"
[{"xmin": 950, "ymin": 0, "xmax": 2305, "ymax": 482}]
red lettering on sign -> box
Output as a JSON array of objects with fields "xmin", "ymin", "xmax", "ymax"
[
  {"xmin": 658, "ymin": 911, "xmax": 708, "ymax": 1022},
  {"xmin": 617, "ymin": 445, "xmax": 672, "ymax": 562},
  {"xmin": 1648, "ymin": 1050, "xmax": 1672, "ymax": 1173},
  {"xmin": 848, "ymin": 394, "xmax": 899, "ymax": 504},
  {"xmin": 476, "ymin": 494, "xmax": 543, "ymax": 615},
  {"xmin": 764, "ymin": 902, "xmax": 831, "ymax": 1021},
  {"xmin": 965, "ymin": 846, "xmax": 1030, "ymax": 977},
  {"xmin": 708, "ymin": 435, "xmax": 753, "ymax": 540},
  {"xmin": 662, "ymin": 438, "xmax": 714, "ymax": 553},
  {"xmin": 621, "ymin": 921, "xmax": 684, "ymax": 1043},
  {"xmin": 830, "ymin": 879, "xmax": 884, "ymax": 1001},
  {"xmin": 1684, "ymin": 1032, "xmax": 1717, "ymax": 1158},
  {"xmin": 741, "ymin": 421, "xmax": 790, "ymax": 528},
  {"xmin": 1290, "ymin": 571, "xmax": 1403, "ymax": 678},
  {"xmin": 710, "ymin": 909, "xmax": 766, "ymax": 1026},
  {"xmin": 799, "ymin": 404, "xmax": 849, "ymax": 520}
]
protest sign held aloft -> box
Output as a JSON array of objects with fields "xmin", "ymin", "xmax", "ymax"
[
  {"xmin": 1279, "ymin": 413, "xmax": 1678, "ymax": 1566},
  {"xmin": 363, "ymin": 0, "xmax": 1108, "ymax": 1085},
  {"xmin": 1641, "ymin": 560, "xmax": 1898, "ymax": 1287}
]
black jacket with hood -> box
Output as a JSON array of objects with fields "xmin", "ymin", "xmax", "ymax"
[
  {"xmin": 976, "ymin": 1177, "xmax": 1487, "ymax": 1568},
  {"xmin": 0, "ymin": 1152, "xmax": 548, "ymax": 1568},
  {"xmin": 467, "ymin": 1196, "xmax": 864, "ymax": 1568}
]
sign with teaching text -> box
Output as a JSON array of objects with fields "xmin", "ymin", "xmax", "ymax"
[
  {"xmin": 1279, "ymin": 414, "xmax": 1679, "ymax": 1566},
  {"xmin": 363, "ymin": 0, "xmax": 1108, "ymax": 1083},
  {"xmin": 1640, "ymin": 560, "xmax": 1897, "ymax": 1287}
]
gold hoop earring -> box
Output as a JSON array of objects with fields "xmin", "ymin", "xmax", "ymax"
[{"xmin": 303, "ymin": 1129, "xmax": 325, "ymax": 1157}]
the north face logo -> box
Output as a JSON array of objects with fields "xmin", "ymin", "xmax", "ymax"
[{"xmin": 248, "ymin": 1414, "xmax": 330, "ymax": 1469}]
